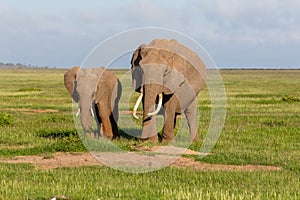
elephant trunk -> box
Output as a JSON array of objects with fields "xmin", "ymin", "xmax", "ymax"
[
  {"xmin": 147, "ymin": 93, "xmax": 163, "ymax": 116},
  {"xmin": 79, "ymin": 99, "xmax": 94, "ymax": 132},
  {"xmin": 143, "ymin": 85, "xmax": 160, "ymax": 118},
  {"xmin": 141, "ymin": 84, "xmax": 161, "ymax": 139}
]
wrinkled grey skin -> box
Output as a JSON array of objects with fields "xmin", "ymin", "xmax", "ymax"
[
  {"xmin": 64, "ymin": 66, "xmax": 121, "ymax": 139},
  {"xmin": 131, "ymin": 39, "xmax": 206, "ymax": 143},
  {"xmin": 132, "ymin": 64, "xmax": 199, "ymax": 143}
]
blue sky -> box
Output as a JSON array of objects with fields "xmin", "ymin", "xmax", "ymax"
[{"xmin": 1, "ymin": 0, "xmax": 299, "ymax": 68}]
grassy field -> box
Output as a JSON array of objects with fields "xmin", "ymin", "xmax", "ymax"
[{"xmin": 0, "ymin": 69, "xmax": 299, "ymax": 199}]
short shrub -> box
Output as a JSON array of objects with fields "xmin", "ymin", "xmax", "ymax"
[
  {"xmin": 40, "ymin": 115, "xmax": 71, "ymax": 123},
  {"xmin": 17, "ymin": 87, "xmax": 42, "ymax": 92},
  {"xmin": 0, "ymin": 112, "xmax": 13, "ymax": 126},
  {"xmin": 37, "ymin": 129, "xmax": 77, "ymax": 138},
  {"xmin": 282, "ymin": 95, "xmax": 300, "ymax": 102},
  {"xmin": 263, "ymin": 120, "xmax": 286, "ymax": 127}
]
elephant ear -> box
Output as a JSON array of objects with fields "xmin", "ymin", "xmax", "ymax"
[
  {"xmin": 163, "ymin": 66, "xmax": 185, "ymax": 95},
  {"xmin": 131, "ymin": 44, "xmax": 144, "ymax": 67},
  {"xmin": 131, "ymin": 44, "xmax": 146, "ymax": 92},
  {"xmin": 64, "ymin": 66, "xmax": 80, "ymax": 102}
]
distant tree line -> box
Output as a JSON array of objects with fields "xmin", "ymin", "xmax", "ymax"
[{"xmin": 0, "ymin": 62, "xmax": 49, "ymax": 69}]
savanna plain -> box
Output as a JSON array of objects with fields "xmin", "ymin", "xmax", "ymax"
[{"xmin": 0, "ymin": 69, "xmax": 299, "ymax": 199}]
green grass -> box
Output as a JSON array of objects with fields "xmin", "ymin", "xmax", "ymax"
[
  {"xmin": 17, "ymin": 87, "xmax": 42, "ymax": 92},
  {"xmin": 0, "ymin": 164, "xmax": 299, "ymax": 199},
  {"xmin": 0, "ymin": 69, "xmax": 300, "ymax": 199}
]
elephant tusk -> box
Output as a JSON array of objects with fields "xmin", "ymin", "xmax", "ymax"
[
  {"xmin": 91, "ymin": 107, "xmax": 95, "ymax": 118},
  {"xmin": 147, "ymin": 93, "xmax": 163, "ymax": 116},
  {"xmin": 75, "ymin": 108, "xmax": 80, "ymax": 117},
  {"xmin": 133, "ymin": 93, "xmax": 143, "ymax": 119}
]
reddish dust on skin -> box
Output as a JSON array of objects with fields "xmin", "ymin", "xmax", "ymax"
[{"xmin": 0, "ymin": 150, "xmax": 281, "ymax": 171}]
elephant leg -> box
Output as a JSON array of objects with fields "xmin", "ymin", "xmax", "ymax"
[
  {"xmin": 97, "ymin": 103, "xmax": 113, "ymax": 139},
  {"xmin": 110, "ymin": 113, "xmax": 119, "ymax": 139},
  {"xmin": 174, "ymin": 113, "xmax": 179, "ymax": 128},
  {"xmin": 111, "ymin": 102, "xmax": 119, "ymax": 138},
  {"xmin": 162, "ymin": 105, "xmax": 176, "ymax": 143},
  {"xmin": 184, "ymin": 97, "xmax": 199, "ymax": 142},
  {"xmin": 94, "ymin": 104, "xmax": 101, "ymax": 138},
  {"xmin": 101, "ymin": 118, "xmax": 113, "ymax": 139}
]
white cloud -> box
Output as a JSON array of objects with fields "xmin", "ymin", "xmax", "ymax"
[
  {"xmin": 188, "ymin": 0, "xmax": 300, "ymax": 44},
  {"xmin": 0, "ymin": 0, "xmax": 299, "ymax": 67}
]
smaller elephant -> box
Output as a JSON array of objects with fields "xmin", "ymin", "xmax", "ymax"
[{"xmin": 64, "ymin": 66, "xmax": 121, "ymax": 139}]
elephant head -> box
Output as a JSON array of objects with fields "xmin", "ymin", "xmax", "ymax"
[
  {"xmin": 64, "ymin": 66, "xmax": 105, "ymax": 132},
  {"xmin": 132, "ymin": 63, "xmax": 185, "ymax": 117},
  {"xmin": 131, "ymin": 39, "xmax": 206, "ymax": 140}
]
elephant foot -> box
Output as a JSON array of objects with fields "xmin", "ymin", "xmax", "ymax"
[
  {"xmin": 149, "ymin": 134, "xmax": 158, "ymax": 143},
  {"xmin": 190, "ymin": 133, "xmax": 199, "ymax": 142},
  {"xmin": 112, "ymin": 133, "xmax": 120, "ymax": 140},
  {"xmin": 140, "ymin": 134, "xmax": 158, "ymax": 143},
  {"xmin": 161, "ymin": 137, "xmax": 173, "ymax": 143},
  {"xmin": 162, "ymin": 132, "xmax": 174, "ymax": 143}
]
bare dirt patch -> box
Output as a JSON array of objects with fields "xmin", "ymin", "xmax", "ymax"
[
  {"xmin": 135, "ymin": 145, "xmax": 206, "ymax": 156},
  {"xmin": 0, "ymin": 151, "xmax": 281, "ymax": 171},
  {"xmin": 173, "ymin": 157, "xmax": 282, "ymax": 171},
  {"xmin": 0, "ymin": 152, "xmax": 99, "ymax": 170}
]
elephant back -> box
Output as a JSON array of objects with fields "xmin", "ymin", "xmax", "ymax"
[{"xmin": 137, "ymin": 39, "xmax": 206, "ymax": 94}]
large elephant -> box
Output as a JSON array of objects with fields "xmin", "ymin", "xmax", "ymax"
[
  {"xmin": 64, "ymin": 66, "xmax": 121, "ymax": 139},
  {"xmin": 131, "ymin": 39, "xmax": 206, "ymax": 143}
]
